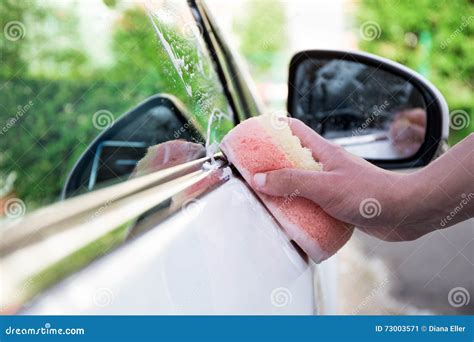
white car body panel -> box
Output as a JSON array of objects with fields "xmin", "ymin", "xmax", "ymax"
[{"xmin": 23, "ymin": 177, "xmax": 336, "ymax": 315}]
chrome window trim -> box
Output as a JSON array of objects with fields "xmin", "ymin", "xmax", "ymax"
[{"xmin": 0, "ymin": 153, "xmax": 227, "ymax": 313}]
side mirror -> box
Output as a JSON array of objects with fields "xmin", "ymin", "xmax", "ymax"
[
  {"xmin": 287, "ymin": 50, "xmax": 449, "ymax": 169},
  {"xmin": 62, "ymin": 94, "xmax": 203, "ymax": 199}
]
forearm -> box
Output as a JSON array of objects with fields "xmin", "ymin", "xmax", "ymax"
[{"xmin": 404, "ymin": 133, "xmax": 474, "ymax": 228}]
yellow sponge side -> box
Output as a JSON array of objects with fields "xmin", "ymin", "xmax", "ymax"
[{"xmin": 256, "ymin": 114, "xmax": 322, "ymax": 171}]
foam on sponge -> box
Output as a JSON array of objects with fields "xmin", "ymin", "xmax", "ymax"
[{"xmin": 220, "ymin": 114, "xmax": 353, "ymax": 263}]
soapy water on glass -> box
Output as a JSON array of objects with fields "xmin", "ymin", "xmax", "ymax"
[{"xmin": 148, "ymin": 4, "xmax": 232, "ymax": 173}]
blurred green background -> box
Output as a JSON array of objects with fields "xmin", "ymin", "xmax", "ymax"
[
  {"xmin": 0, "ymin": 2, "xmax": 178, "ymax": 208},
  {"xmin": 357, "ymin": 0, "xmax": 473, "ymax": 144}
]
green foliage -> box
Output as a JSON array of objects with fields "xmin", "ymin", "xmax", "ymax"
[
  {"xmin": 1, "ymin": 1, "xmax": 233, "ymax": 208},
  {"xmin": 357, "ymin": 0, "xmax": 473, "ymax": 144},
  {"xmin": 0, "ymin": 78, "xmax": 151, "ymax": 206},
  {"xmin": 102, "ymin": 0, "xmax": 118, "ymax": 8},
  {"xmin": 0, "ymin": 1, "xmax": 46, "ymax": 78},
  {"xmin": 233, "ymin": 0, "xmax": 287, "ymax": 76}
]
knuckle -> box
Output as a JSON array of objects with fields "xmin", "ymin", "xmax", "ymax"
[{"xmin": 332, "ymin": 144, "xmax": 346, "ymax": 156}]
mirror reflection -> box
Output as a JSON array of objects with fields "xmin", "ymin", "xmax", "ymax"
[
  {"xmin": 291, "ymin": 59, "xmax": 427, "ymax": 160},
  {"xmin": 63, "ymin": 96, "xmax": 204, "ymax": 198}
]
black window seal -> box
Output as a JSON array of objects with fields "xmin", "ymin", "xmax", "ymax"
[{"xmin": 188, "ymin": 0, "xmax": 262, "ymax": 123}]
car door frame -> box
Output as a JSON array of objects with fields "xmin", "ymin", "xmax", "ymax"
[{"xmin": 188, "ymin": 0, "xmax": 264, "ymax": 122}]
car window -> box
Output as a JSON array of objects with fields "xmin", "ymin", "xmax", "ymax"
[{"xmin": 0, "ymin": 0, "xmax": 233, "ymax": 214}]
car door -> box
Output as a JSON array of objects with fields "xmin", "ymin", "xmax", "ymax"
[
  {"xmin": 21, "ymin": 176, "xmax": 322, "ymax": 314},
  {"xmin": 1, "ymin": 0, "xmax": 325, "ymax": 315}
]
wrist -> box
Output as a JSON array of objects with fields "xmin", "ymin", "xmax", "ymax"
[{"xmin": 398, "ymin": 169, "xmax": 428, "ymax": 226}]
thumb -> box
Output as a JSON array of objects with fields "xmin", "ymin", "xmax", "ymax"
[{"xmin": 252, "ymin": 168, "xmax": 330, "ymax": 205}]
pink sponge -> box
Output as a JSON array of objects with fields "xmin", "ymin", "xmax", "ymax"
[{"xmin": 220, "ymin": 115, "xmax": 353, "ymax": 263}]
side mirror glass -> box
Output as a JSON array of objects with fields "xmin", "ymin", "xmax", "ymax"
[
  {"xmin": 62, "ymin": 94, "xmax": 203, "ymax": 199},
  {"xmin": 288, "ymin": 50, "xmax": 449, "ymax": 169}
]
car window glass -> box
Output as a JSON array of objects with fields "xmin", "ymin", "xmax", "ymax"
[{"xmin": 0, "ymin": 0, "xmax": 233, "ymax": 214}]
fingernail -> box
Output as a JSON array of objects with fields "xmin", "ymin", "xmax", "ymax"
[{"xmin": 253, "ymin": 173, "xmax": 266, "ymax": 188}]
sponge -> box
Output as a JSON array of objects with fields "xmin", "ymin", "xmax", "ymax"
[{"xmin": 220, "ymin": 114, "xmax": 353, "ymax": 263}]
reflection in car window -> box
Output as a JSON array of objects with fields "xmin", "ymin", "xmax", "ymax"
[{"xmin": 0, "ymin": 0, "xmax": 233, "ymax": 213}]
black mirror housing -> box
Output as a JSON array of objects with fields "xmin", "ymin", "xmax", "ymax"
[
  {"xmin": 287, "ymin": 50, "xmax": 449, "ymax": 169},
  {"xmin": 62, "ymin": 94, "xmax": 203, "ymax": 199}
]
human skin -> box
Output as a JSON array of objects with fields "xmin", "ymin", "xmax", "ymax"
[
  {"xmin": 390, "ymin": 107, "xmax": 426, "ymax": 157},
  {"xmin": 131, "ymin": 140, "xmax": 206, "ymax": 177},
  {"xmin": 252, "ymin": 118, "xmax": 474, "ymax": 241}
]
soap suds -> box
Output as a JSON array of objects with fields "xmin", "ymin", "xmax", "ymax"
[{"xmin": 220, "ymin": 166, "xmax": 233, "ymax": 180}]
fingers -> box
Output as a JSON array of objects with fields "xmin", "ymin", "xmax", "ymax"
[
  {"xmin": 288, "ymin": 118, "xmax": 338, "ymax": 161},
  {"xmin": 390, "ymin": 120, "xmax": 425, "ymax": 156},
  {"xmin": 180, "ymin": 141, "xmax": 207, "ymax": 160},
  {"xmin": 399, "ymin": 108, "xmax": 427, "ymax": 126},
  {"xmin": 252, "ymin": 168, "xmax": 331, "ymax": 205},
  {"xmin": 134, "ymin": 140, "xmax": 205, "ymax": 176},
  {"xmin": 288, "ymin": 118, "xmax": 331, "ymax": 150},
  {"xmin": 157, "ymin": 141, "xmax": 205, "ymax": 164}
]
